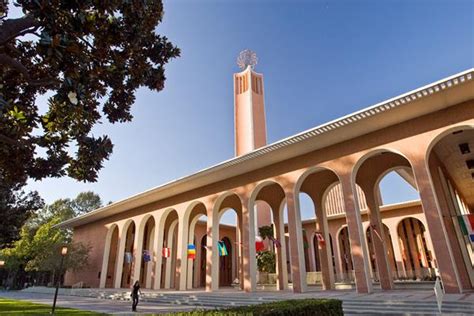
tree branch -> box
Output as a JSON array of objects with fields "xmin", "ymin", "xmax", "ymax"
[
  {"xmin": 0, "ymin": 15, "xmax": 38, "ymax": 45},
  {"xmin": 0, "ymin": 53, "xmax": 29, "ymax": 77}
]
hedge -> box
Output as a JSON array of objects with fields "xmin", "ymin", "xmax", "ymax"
[{"xmin": 167, "ymin": 299, "xmax": 343, "ymax": 316}]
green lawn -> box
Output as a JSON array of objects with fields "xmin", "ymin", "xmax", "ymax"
[{"xmin": 0, "ymin": 297, "xmax": 106, "ymax": 315}]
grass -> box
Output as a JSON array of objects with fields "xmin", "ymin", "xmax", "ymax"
[{"xmin": 0, "ymin": 297, "xmax": 106, "ymax": 315}]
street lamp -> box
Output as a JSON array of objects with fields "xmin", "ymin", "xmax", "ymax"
[
  {"xmin": 51, "ymin": 246, "xmax": 68, "ymax": 314},
  {"xmin": 0, "ymin": 260, "xmax": 5, "ymax": 267}
]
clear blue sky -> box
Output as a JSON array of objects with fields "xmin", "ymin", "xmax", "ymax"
[{"xmin": 26, "ymin": 0, "xmax": 473, "ymax": 221}]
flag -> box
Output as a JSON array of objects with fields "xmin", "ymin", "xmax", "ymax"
[
  {"xmin": 143, "ymin": 250, "xmax": 151, "ymax": 262},
  {"xmin": 218, "ymin": 241, "xmax": 228, "ymax": 256},
  {"xmin": 255, "ymin": 240, "xmax": 265, "ymax": 252},
  {"xmin": 124, "ymin": 252, "xmax": 133, "ymax": 263},
  {"xmin": 162, "ymin": 247, "xmax": 171, "ymax": 258},
  {"xmin": 316, "ymin": 233, "xmax": 326, "ymax": 247},
  {"xmin": 187, "ymin": 244, "xmax": 196, "ymax": 260},
  {"xmin": 457, "ymin": 214, "xmax": 474, "ymax": 244},
  {"xmin": 269, "ymin": 236, "xmax": 281, "ymax": 248}
]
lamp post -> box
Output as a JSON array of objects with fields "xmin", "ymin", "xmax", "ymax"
[{"xmin": 51, "ymin": 246, "xmax": 68, "ymax": 314}]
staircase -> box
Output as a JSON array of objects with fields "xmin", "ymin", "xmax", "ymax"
[{"xmin": 21, "ymin": 287, "xmax": 474, "ymax": 315}]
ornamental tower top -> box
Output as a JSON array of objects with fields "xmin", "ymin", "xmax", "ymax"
[{"xmin": 233, "ymin": 50, "xmax": 267, "ymax": 156}]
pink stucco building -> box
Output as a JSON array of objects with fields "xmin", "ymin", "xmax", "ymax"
[{"xmin": 60, "ymin": 53, "xmax": 474, "ymax": 294}]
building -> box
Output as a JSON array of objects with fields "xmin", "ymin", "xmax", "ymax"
[{"xmin": 60, "ymin": 53, "xmax": 474, "ymax": 294}]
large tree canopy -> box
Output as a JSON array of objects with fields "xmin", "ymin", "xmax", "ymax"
[{"xmin": 0, "ymin": 1, "xmax": 180, "ymax": 190}]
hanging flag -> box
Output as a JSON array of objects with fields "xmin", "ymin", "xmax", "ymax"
[
  {"xmin": 187, "ymin": 244, "xmax": 196, "ymax": 260},
  {"xmin": 218, "ymin": 241, "xmax": 228, "ymax": 256},
  {"xmin": 162, "ymin": 247, "xmax": 171, "ymax": 258},
  {"xmin": 143, "ymin": 250, "xmax": 151, "ymax": 262},
  {"xmin": 457, "ymin": 214, "xmax": 474, "ymax": 244},
  {"xmin": 269, "ymin": 236, "xmax": 281, "ymax": 248},
  {"xmin": 316, "ymin": 233, "xmax": 326, "ymax": 247},
  {"xmin": 124, "ymin": 252, "xmax": 133, "ymax": 263},
  {"xmin": 255, "ymin": 240, "xmax": 265, "ymax": 252}
]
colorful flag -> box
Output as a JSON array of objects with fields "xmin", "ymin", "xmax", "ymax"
[
  {"xmin": 162, "ymin": 247, "xmax": 171, "ymax": 258},
  {"xmin": 124, "ymin": 252, "xmax": 133, "ymax": 263},
  {"xmin": 143, "ymin": 250, "xmax": 151, "ymax": 262},
  {"xmin": 218, "ymin": 241, "xmax": 228, "ymax": 256},
  {"xmin": 187, "ymin": 244, "xmax": 196, "ymax": 260},
  {"xmin": 457, "ymin": 214, "xmax": 474, "ymax": 244},
  {"xmin": 269, "ymin": 236, "xmax": 281, "ymax": 248}
]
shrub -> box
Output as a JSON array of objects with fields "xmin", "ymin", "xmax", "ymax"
[{"xmin": 166, "ymin": 299, "xmax": 343, "ymax": 316}]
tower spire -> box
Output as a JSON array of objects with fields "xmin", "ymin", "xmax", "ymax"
[{"xmin": 233, "ymin": 50, "xmax": 267, "ymax": 156}]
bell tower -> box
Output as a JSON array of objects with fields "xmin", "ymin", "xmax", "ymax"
[
  {"xmin": 234, "ymin": 50, "xmax": 271, "ymax": 239},
  {"xmin": 234, "ymin": 50, "xmax": 267, "ymax": 156}
]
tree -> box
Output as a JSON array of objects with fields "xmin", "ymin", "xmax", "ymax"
[
  {"xmin": 0, "ymin": 183, "xmax": 43, "ymax": 248},
  {"xmin": 0, "ymin": 1, "xmax": 180, "ymax": 191},
  {"xmin": 29, "ymin": 191, "xmax": 102, "ymax": 226},
  {"xmin": 0, "ymin": 192, "xmax": 99, "ymax": 288}
]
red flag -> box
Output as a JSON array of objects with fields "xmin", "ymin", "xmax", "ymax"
[
  {"xmin": 162, "ymin": 247, "xmax": 171, "ymax": 258},
  {"xmin": 255, "ymin": 241, "xmax": 265, "ymax": 252}
]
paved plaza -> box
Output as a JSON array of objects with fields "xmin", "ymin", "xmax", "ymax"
[{"xmin": 2, "ymin": 287, "xmax": 474, "ymax": 315}]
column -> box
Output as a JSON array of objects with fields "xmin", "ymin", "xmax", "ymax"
[
  {"xmin": 364, "ymin": 188, "xmax": 393, "ymax": 290},
  {"xmin": 153, "ymin": 218, "xmax": 164, "ymax": 290},
  {"xmin": 132, "ymin": 223, "xmax": 144, "ymax": 285},
  {"xmin": 145, "ymin": 226, "xmax": 154, "ymax": 288},
  {"xmin": 314, "ymin": 198, "xmax": 335, "ymax": 290},
  {"xmin": 285, "ymin": 188, "xmax": 307, "ymax": 293},
  {"xmin": 114, "ymin": 226, "xmax": 127, "ymax": 288},
  {"xmin": 99, "ymin": 227, "xmax": 113, "ymax": 288},
  {"xmin": 431, "ymin": 164, "xmax": 473, "ymax": 289},
  {"xmin": 332, "ymin": 227, "xmax": 343, "ymax": 282},
  {"xmin": 273, "ymin": 203, "xmax": 288, "ymax": 290},
  {"xmin": 308, "ymin": 236, "xmax": 317, "ymax": 273},
  {"xmin": 206, "ymin": 207, "xmax": 219, "ymax": 291},
  {"xmin": 388, "ymin": 225, "xmax": 406, "ymax": 279},
  {"xmin": 241, "ymin": 196, "xmax": 257, "ymax": 292},
  {"xmin": 164, "ymin": 221, "xmax": 178, "ymax": 289},
  {"xmin": 339, "ymin": 173, "xmax": 372, "ymax": 293},
  {"xmin": 411, "ymin": 158, "xmax": 462, "ymax": 293},
  {"xmin": 176, "ymin": 214, "xmax": 188, "ymax": 291}
]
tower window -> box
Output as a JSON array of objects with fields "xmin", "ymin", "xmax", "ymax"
[
  {"xmin": 459, "ymin": 143, "xmax": 470, "ymax": 155},
  {"xmin": 466, "ymin": 159, "xmax": 474, "ymax": 169}
]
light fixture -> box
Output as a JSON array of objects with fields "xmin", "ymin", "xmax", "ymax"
[{"xmin": 61, "ymin": 246, "xmax": 68, "ymax": 256}]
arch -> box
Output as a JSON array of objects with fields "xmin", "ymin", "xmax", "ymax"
[
  {"xmin": 138, "ymin": 216, "xmax": 155, "ymax": 288},
  {"xmin": 338, "ymin": 226, "xmax": 353, "ymax": 281},
  {"xmin": 184, "ymin": 201, "xmax": 207, "ymax": 289},
  {"xmin": 352, "ymin": 147, "xmax": 414, "ymax": 183},
  {"xmin": 425, "ymin": 124, "xmax": 474, "ymax": 162},
  {"xmin": 294, "ymin": 166, "xmax": 341, "ymax": 195},
  {"xmin": 120, "ymin": 220, "xmax": 136, "ymax": 288},
  {"xmin": 210, "ymin": 191, "xmax": 244, "ymax": 291},
  {"xmin": 153, "ymin": 208, "xmax": 179, "ymax": 290},
  {"xmin": 250, "ymin": 180, "xmax": 289, "ymax": 291},
  {"xmin": 219, "ymin": 236, "xmax": 233, "ymax": 286},
  {"xmin": 396, "ymin": 217, "xmax": 435, "ymax": 280},
  {"xmin": 249, "ymin": 180, "xmax": 286, "ymax": 205},
  {"xmin": 424, "ymin": 125, "xmax": 474, "ymax": 289}
]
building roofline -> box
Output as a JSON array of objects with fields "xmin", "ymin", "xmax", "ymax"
[{"xmin": 57, "ymin": 69, "xmax": 474, "ymax": 228}]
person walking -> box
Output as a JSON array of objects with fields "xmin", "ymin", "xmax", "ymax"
[{"xmin": 131, "ymin": 281, "xmax": 142, "ymax": 312}]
